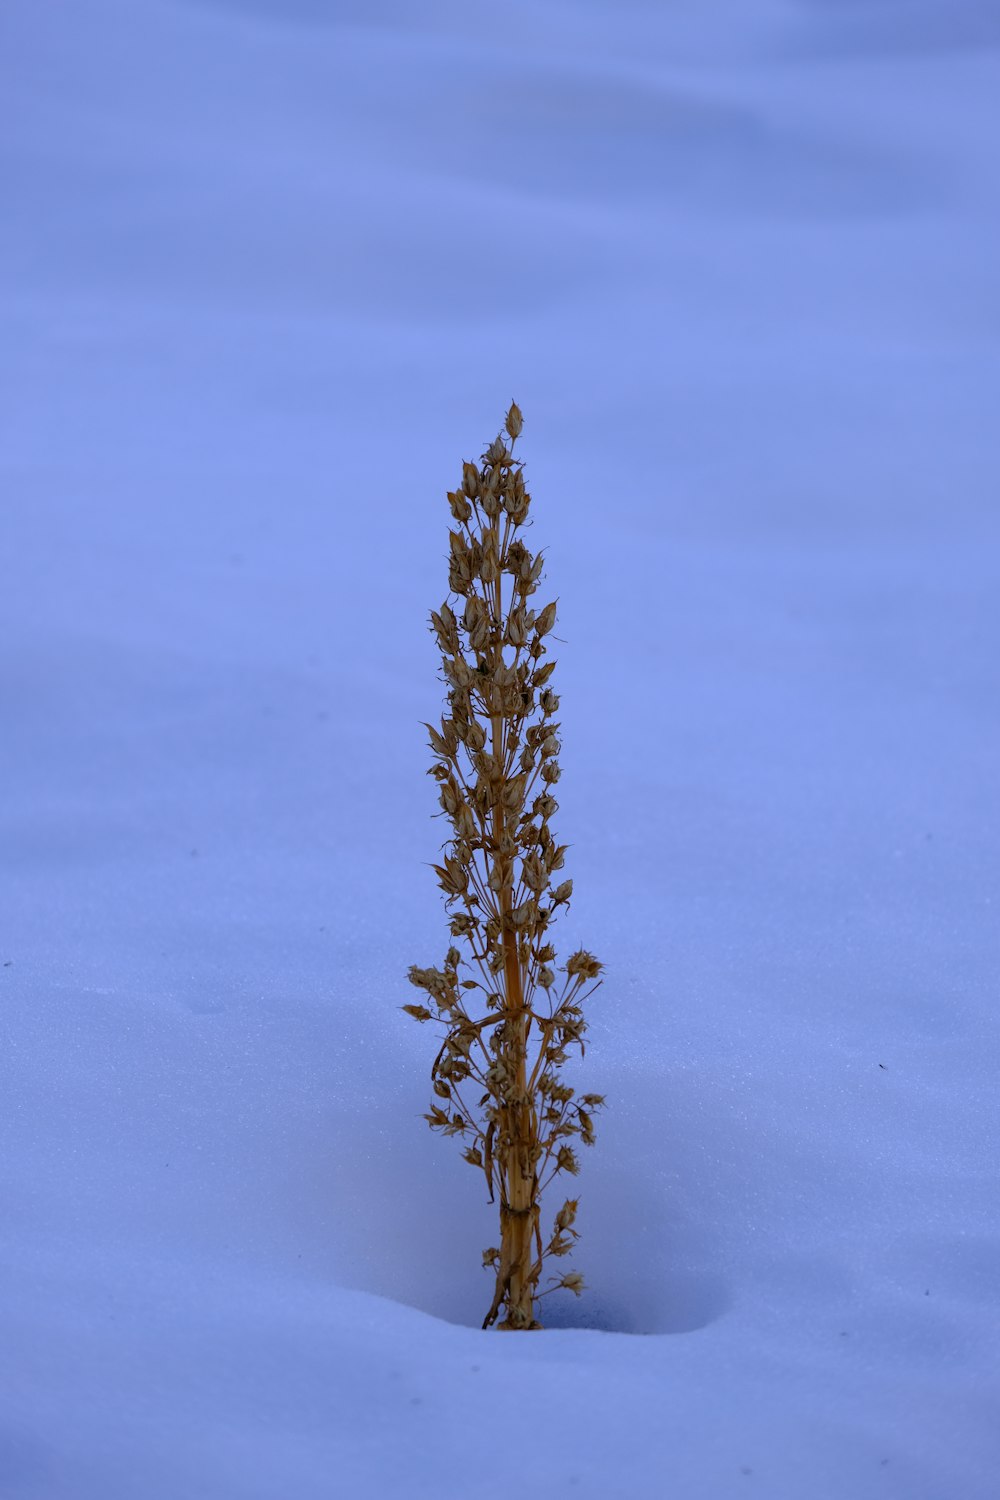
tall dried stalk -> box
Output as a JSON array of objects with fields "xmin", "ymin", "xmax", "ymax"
[{"xmin": 405, "ymin": 403, "xmax": 604, "ymax": 1331}]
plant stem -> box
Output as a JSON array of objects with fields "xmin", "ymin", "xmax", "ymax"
[{"xmin": 489, "ymin": 508, "xmax": 539, "ymax": 1330}]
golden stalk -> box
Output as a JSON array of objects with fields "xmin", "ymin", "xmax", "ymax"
[{"xmin": 405, "ymin": 404, "xmax": 604, "ymax": 1330}]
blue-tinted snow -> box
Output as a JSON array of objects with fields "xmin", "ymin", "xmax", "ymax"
[{"xmin": 2, "ymin": 1, "xmax": 998, "ymax": 1496}]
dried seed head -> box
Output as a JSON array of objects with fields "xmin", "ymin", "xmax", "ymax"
[
  {"xmin": 566, "ymin": 950, "xmax": 603, "ymax": 980},
  {"xmin": 536, "ymin": 601, "xmax": 558, "ymax": 637},
  {"xmin": 483, "ymin": 490, "xmax": 502, "ymax": 521},
  {"xmin": 439, "ymin": 781, "xmax": 461, "ymax": 816},
  {"xmin": 430, "ymin": 608, "xmax": 460, "ymax": 655},
  {"xmin": 414, "ymin": 406, "xmax": 602, "ymax": 1332},
  {"xmin": 455, "ymin": 803, "xmax": 478, "ymax": 842},
  {"xmin": 507, "ymin": 540, "xmax": 527, "ymax": 572},
  {"xmin": 545, "ymin": 843, "xmax": 567, "ymax": 872},
  {"xmin": 463, "ymin": 594, "xmax": 485, "ymax": 629},
  {"xmin": 554, "ymin": 1199, "xmax": 578, "ymax": 1231},
  {"xmin": 448, "ymin": 489, "xmax": 472, "ymax": 523},
  {"xmin": 444, "ymin": 655, "xmax": 474, "ymax": 689},
  {"xmin": 506, "ymin": 607, "xmax": 529, "ymax": 649},
  {"xmin": 506, "ymin": 483, "xmax": 530, "ymax": 525},
  {"xmin": 501, "ymin": 774, "xmax": 527, "ymax": 812},
  {"xmin": 509, "ymin": 898, "xmax": 536, "ymax": 929}
]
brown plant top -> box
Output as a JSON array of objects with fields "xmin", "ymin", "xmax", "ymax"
[{"xmin": 405, "ymin": 402, "xmax": 604, "ymax": 1324}]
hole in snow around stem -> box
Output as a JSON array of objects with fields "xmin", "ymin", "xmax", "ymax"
[{"xmin": 539, "ymin": 1270, "xmax": 730, "ymax": 1335}]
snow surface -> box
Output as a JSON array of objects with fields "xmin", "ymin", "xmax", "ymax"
[{"xmin": 2, "ymin": 1, "xmax": 999, "ymax": 1496}]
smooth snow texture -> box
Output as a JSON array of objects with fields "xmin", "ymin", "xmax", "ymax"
[{"xmin": 2, "ymin": 1, "xmax": 999, "ymax": 1497}]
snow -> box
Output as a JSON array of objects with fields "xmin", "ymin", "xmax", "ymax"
[{"xmin": 2, "ymin": 0, "xmax": 999, "ymax": 1495}]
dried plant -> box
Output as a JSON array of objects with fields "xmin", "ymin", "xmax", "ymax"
[{"xmin": 404, "ymin": 403, "xmax": 604, "ymax": 1331}]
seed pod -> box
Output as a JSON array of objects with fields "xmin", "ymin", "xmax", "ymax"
[
  {"xmin": 463, "ymin": 594, "xmax": 484, "ymax": 629},
  {"xmin": 430, "ymin": 609, "xmax": 459, "ymax": 655},
  {"xmin": 508, "ymin": 486, "xmax": 530, "ymax": 525},
  {"xmin": 445, "ymin": 655, "xmax": 474, "ymax": 689},
  {"xmin": 502, "ymin": 774, "xmax": 527, "ymax": 812},
  {"xmin": 462, "ymin": 462, "xmax": 480, "ymax": 498},
  {"xmin": 505, "ymin": 401, "xmax": 523, "ymax": 439},
  {"xmin": 545, "ymin": 843, "xmax": 567, "ymax": 872},
  {"xmin": 439, "ymin": 781, "xmax": 461, "ymax": 817},
  {"xmin": 556, "ymin": 1146, "xmax": 580, "ymax": 1176},
  {"xmin": 554, "ymin": 1199, "xmax": 578, "ymax": 1231},
  {"xmin": 474, "ymin": 751, "xmax": 500, "ymax": 784},
  {"xmin": 448, "ymin": 490, "xmax": 472, "ymax": 523},
  {"xmin": 566, "ymin": 949, "xmax": 603, "ymax": 980},
  {"xmin": 536, "ymin": 601, "xmax": 557, "ymax": 637},
  {"xmin": 471, "ymin": 620, "xmax": 490, "ymax": 653},
  {"xmin": 506, "ymin": 539, "xmax": 527, "ymax": 575},
  {"xmin": 449, "ymin": 556, "xmax": 471, "ymax": 595},
  {"xmin": 506, "ymin": 607, "xmax": 529, "ymax": 649},
  {"xmin": 480, "ymin": 489, "xmax": 500, "ymax": 520},
  {"xmin": 403, "ymin": 1003, "xmax": 433, "ymax": 1022},
  {"xmin": 425, "ymin": 723, "xmax": 450, "ymax": 758},
  {"xmin": 456, "ymin": 803, "xmax": 478, "ymax": 842}
]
